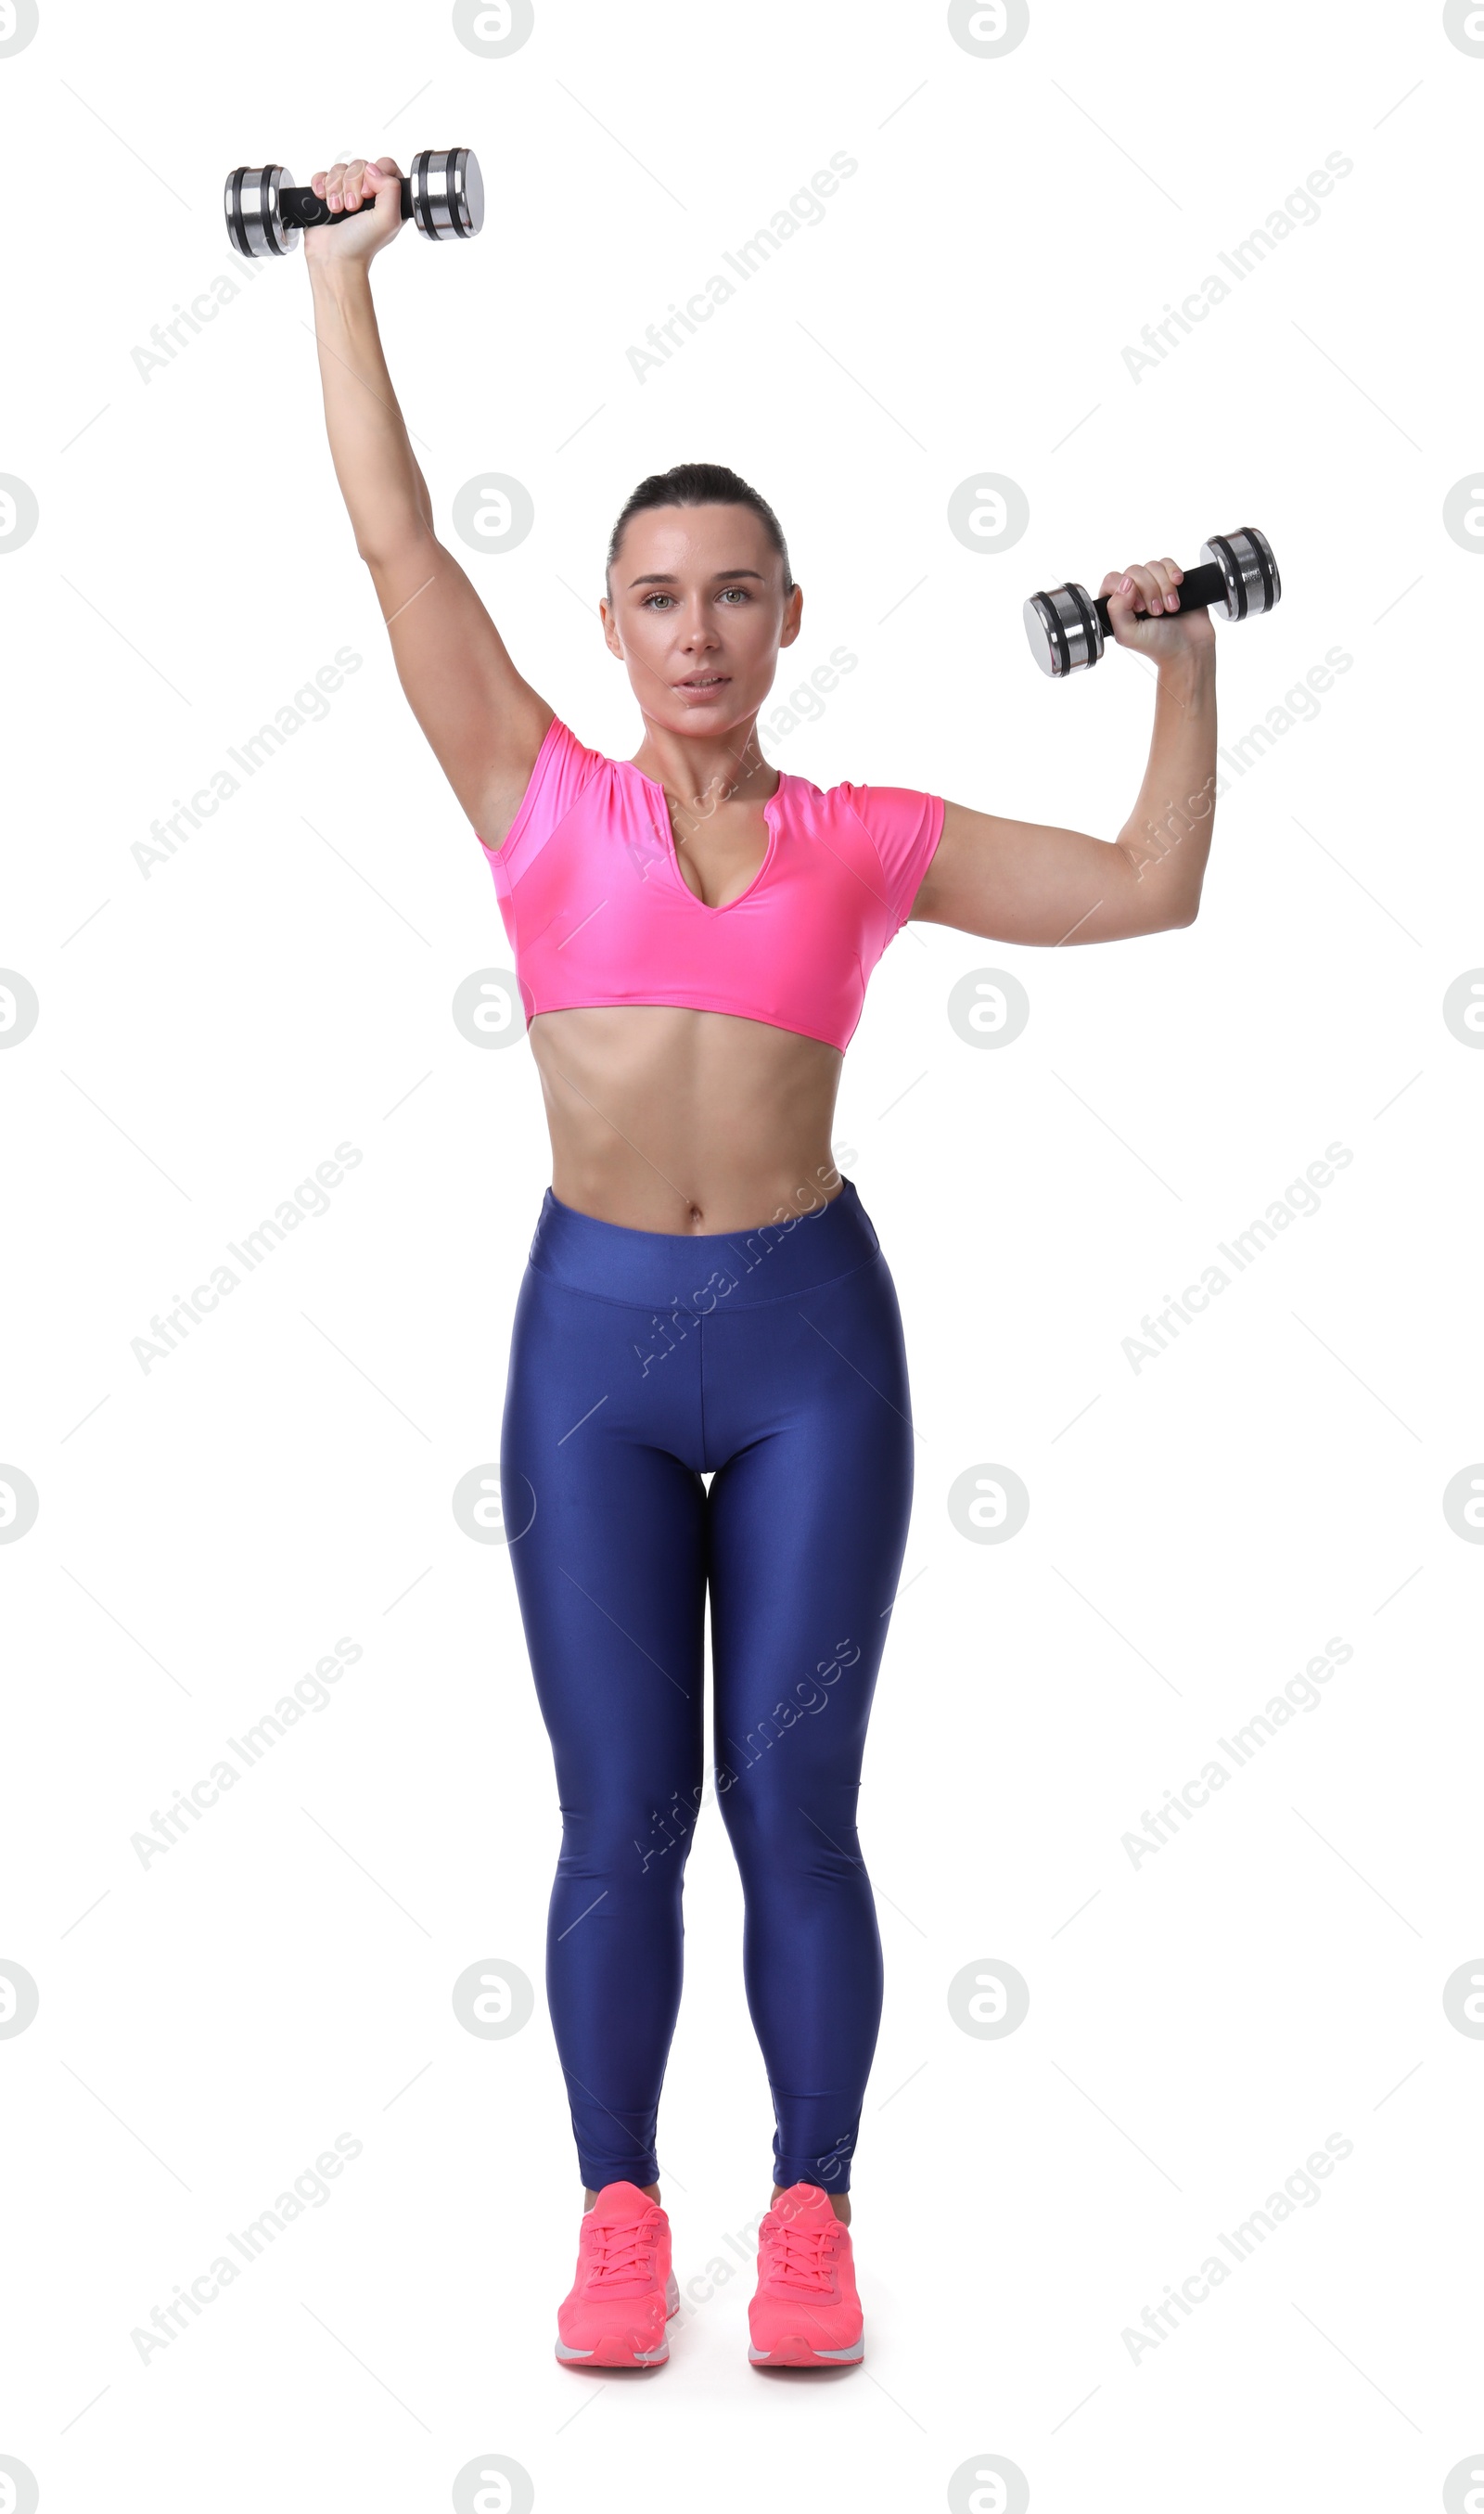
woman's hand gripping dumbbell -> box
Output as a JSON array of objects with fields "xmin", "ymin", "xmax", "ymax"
[
  {"xmin": 1024, "ymin": 526, "xmax": 1280, "ymax": 678},
  {"xmin": 224, "ymin": 151, "xmax": 483, "ymax": 258}
]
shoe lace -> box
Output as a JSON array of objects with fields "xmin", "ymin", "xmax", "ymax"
[
  {"xmin": 762, "ymin": 2214, "xmax": 838, "ymax": 2293},
  {"xmin": 588, "ymin": 2213, "xmax": 656, "ymax": 2283}
]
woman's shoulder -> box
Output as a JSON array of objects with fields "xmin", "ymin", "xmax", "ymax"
[
  {"xmin": 793, "ymin": 771, "xmax": 946, "ymax": 924},
  {"xmin": 798, "ymin": 767, "xmax": 944, "ymax": 834},
  {"xmin": 479, "ymin": 716, "xmax": 618, "ymax": 859}
]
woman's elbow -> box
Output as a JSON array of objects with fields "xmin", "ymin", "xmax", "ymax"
[{"xmin": 357, "ymin": 515, "xmax": 437, "ymax": 572}]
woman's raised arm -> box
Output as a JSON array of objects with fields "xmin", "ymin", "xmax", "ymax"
[
  {"xmin": 304, "ymin": 155, "xmax": 553, "ymax": 844},
  {"xmin": 912, "ymin": 558, "xmax": 1218, "ymax": 944}
]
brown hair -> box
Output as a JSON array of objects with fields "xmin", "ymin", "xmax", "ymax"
[{"xmin": 606, "ymin": 462, "xmax": 794, "ymax": 595}]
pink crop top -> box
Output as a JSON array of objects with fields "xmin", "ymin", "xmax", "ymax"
[{"xmin": 477, "ymin": 718, "xmax": 946, "ymax": 1052}]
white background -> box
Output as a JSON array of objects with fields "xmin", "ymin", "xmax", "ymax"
[{"xmin": 2, "ymin": 3, "xmax": 1481, "ymax": 2508}]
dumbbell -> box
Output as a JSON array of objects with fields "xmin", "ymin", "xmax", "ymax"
[
  {"xmin": 1023, "ymin": 527, "xmax": 1280, "ymax": 678},
  {"xmin": 224, "ymin": 149, "xmax": 483, "ymax": 257}
]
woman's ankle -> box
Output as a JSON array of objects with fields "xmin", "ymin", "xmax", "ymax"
[
  {"xmin": 582, "ymin": 2182, "xmax": 661, "ymax": 2210},
  {"xmin": 772, "ymin": 2183, "xmax": 851, "ymax": 2225}
]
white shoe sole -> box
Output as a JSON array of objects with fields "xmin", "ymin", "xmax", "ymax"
[{"xmin": 748, "ymin": 2329, "xmax": 864, "ymax": 2366}]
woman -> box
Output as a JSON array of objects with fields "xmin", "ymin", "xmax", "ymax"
[{"xmin": 304, "ymin": 153, "xmax": 1217, "ymax": 2372}]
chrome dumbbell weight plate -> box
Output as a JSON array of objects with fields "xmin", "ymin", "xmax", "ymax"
[
  {"xmin": 1022, "ymin": 580, "xmax": 1104, "ymax": 679},
  {"xmin": 1197, "ymin": 527, "xmax": 1280, "ymax": 622},
  {"xmin": 224, "ymin": 163, "xmax": 296, "ymax": 257},
  {"xmin": 407, "ymin": 147, "xmax": 483, "ymax": 238}
]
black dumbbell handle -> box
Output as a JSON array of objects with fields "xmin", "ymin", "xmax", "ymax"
[
  {"xmin": 278, "ymin": 178, "xmax": 414, "ymax": 231},
  {"xmin": 1091, "ymin": 558, "xmax": 1226, "ymax": 634}
]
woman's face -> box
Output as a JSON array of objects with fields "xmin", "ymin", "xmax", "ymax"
[{"xmin": 601, "ymin": 502, "xmax": 803, "ymax": 737}]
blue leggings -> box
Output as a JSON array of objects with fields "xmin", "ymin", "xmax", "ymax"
[{"xmin": 500, "ymin": 1178, "xmax": 914, "ymax": 2194}]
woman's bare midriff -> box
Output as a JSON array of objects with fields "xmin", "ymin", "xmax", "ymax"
[{"xmin": 527, "ymin": 1003, "xmax": 845, "ymax": 1235}]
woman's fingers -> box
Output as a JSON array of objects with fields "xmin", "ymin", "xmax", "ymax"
[
  {"xmin": 312, "ymin": 158, "xmax": 383, "ymax": 214},
  {"xmin": 362, "ymin": 160, "xmax": 402, "ymax": 212},
  {"xmin": 303, "ymin": 153, "xmax": 405, "ymax": 260},
  {"xmin": 1101, "ymin": 557, "xmax": 1186, "ymax": 618},
  {"xmin": 317, "ymin": 157, "xmax": 390, "ymax": 215},
  {"xmin": 1115, "ymin": 563, "xmax": 1162, "ymax": 617}
]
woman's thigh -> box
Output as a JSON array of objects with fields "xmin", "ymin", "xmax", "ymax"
[
  {"xmin": 501, "ymin": 1266, "xmax": 708, "ymax": 1831},
  {"xmin": 703, "ymin": 1252, "xmax": 915, "ymax": 1822}
]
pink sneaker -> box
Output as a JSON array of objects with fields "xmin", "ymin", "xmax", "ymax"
[
  {"xmin": 555, "ymin": 2182, "xmax": 679, "ymax": 2367},
  {"xmin": 748, "ymin": 2183, "xmax": 864, "ymax": 2366}
]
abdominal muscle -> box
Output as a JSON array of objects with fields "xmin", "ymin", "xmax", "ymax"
[{"xmin": 527, "ymin": 1003, "xmax": 846, "ymax": 1235}]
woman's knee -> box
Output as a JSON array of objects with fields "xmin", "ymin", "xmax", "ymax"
[
  {"xmin": 716, "ymin": 1774, "xmax": 864, "ymax": 1879},
  {"xmin": 559, "ymin": 1776, "xmax": 706, "ymax": 1882}
]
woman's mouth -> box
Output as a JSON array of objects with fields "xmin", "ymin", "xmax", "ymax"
[{"xmin": 675, "ymin": 673, "xmax": 729, "ymax": 692}]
